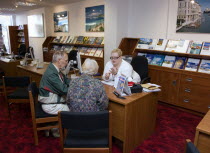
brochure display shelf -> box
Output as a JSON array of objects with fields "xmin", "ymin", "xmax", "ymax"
[
  {"xmin": 9, "ymin": 24, "xmax": 29, "ymax": 55},
  {"xmin": 42, "ymin": 39, "xmax": 104, "ymax": 74},
  {"xmin": 134, "ymin": 49, "xmax": 210, "ymax": 60},
  {"xmin": 118, "ymin": 37, "xmax": 210, "ymax": 114}
]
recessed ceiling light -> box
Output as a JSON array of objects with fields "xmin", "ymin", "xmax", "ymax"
[
  {"xmin": 15, "ymin": 1, "xmax": 36, "ymax": 7},
  {"xmin": 0, "ymin": 8, "xmax": 16, "ymax": 11}
]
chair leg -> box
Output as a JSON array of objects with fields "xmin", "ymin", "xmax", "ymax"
[
  {"xmin": 6, "ymin": 102, "xmax": 11, "ymax": 119},
  {"xmin": 32, "ymin": 121, "xmax": 39, "ymax": 145}
]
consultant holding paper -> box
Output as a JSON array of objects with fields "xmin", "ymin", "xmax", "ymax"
[{"xmin": 102, "ymin": 48, "xmax": 140, "ymax": 83}]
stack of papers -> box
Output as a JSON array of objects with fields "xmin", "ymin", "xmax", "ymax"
[
  {"xmin": 141, "ymin": 83, "xmax": 161, "ymax": 92},
  {"xmin": 101, "ymin": 80, "xmax": 115, "ymax": 86}
]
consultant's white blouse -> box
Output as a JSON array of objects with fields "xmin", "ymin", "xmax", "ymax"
[{"xmin": 102, "ymin": 59, "xmax": 141, "ymax": 83}]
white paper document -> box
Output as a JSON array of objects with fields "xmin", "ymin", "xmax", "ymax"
[
  {"xmin": 142, "ymin": 83, "xmax": 161, "ymax": 92},
  {"xmin": 101, "ymin": 80, "xmax": 115, "ymax": 86}
]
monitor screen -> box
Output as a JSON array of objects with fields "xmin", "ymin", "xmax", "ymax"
[
  {"xmin": 29, "ymin": 47, "xmax": 35, "ymax": 60},
  {"xmin": 64, "ymin": 51, "xmax": 82, "ymax": 75},
  {"xmin": 77, "ymin": 52, "xmax": 82, "ymax": 73}
]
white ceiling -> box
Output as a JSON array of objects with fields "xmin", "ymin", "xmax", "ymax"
[{"xmin": 0, "ymin": 0, "xmax": 85, "ymax": 15}]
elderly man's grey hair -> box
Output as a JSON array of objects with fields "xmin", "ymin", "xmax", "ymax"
[
  {"xmin": 52, "ymin": 51, "xmax": 67, "ymax": 63},
  {"xmin": 82, "ymin": 58, "xmax": 99, "ymax": 75}
]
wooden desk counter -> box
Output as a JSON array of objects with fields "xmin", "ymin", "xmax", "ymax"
[
  {"xmin": 105, "ymin": 84, "xmax": 158, "ymax": 153},
  {"xmin": 17, "ymin": 65, "xmax": 158, "ymax": 153},
  {"xmin": 194, "ymin": 110, "xmax": 210, "ymax": 153},
  {"xmin": 17, "ymin": 64, "xmax": 48, "ymax": 86},
  {"xmin": 0, "ymin": 58, "xmax": 21, "ymax": 76}
]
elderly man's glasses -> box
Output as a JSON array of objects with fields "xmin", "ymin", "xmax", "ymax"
[{"xmin": 110, "ymin": 56, "xmax": 120, "ymax": 60}]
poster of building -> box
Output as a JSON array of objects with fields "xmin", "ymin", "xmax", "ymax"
[
  {"xmin": 85, "ymin": 5, "xmax": 104, "ymax": 32},
  {"xmin": 54, "ymin": 11, "xmax": 68, "ymax": 32},
  {"xmin": 176, "ymin": 0, "xmax": 210, "ymax": 33}
]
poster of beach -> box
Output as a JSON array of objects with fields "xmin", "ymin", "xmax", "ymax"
[
  {"xmin": 85, "ymin": 5, "xmax": 104, "ymax": 32},
  {"xmin": 54, "ymin": 11, "xmax": 68, "ymax": 32},
  {"xmin": 176, "ymin": 0, "xmax": 210, "ymax": 33}
]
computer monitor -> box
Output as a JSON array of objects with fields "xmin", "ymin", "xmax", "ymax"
[
  {"xmin": 77, "ymin": 51, "xmax": 82, "ymax": 73},
  {"xmin": 29, "ymin": 47, "xmax": 35, "ymax": 60},
  {"xmin": 63, "ymin": 51, "xmax": 82, "ymax": 75}
]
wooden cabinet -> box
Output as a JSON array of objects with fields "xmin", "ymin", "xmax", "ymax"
[
  {"xmin": 9, "ymin": 25, "xmax": 29, "ymax": 55},
  {"xmin": 178, "ymin": 73, "xmax": 210, "ymax": 113},
  {"xmin": 118, "ymin": 37, "xmax": 210, "ymax": 113},
  {"xmin": 42, "ymin": 37, "xmax": 104, "ymax": 74},
  {"xmin": 149, "ymin": 65, "xmax": 180, "ymax": 105}
]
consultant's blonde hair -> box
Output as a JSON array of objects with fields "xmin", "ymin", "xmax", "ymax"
[
  {"xmin": 111, "ymin": 48, "xmax": 122, "ymax": 56},
  {"xmin": 82, "ymin": 58, "xmax": 99, "ymax": 75}
]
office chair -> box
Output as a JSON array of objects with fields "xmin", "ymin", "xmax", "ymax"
[
  {"xmin": 18, "ymin": 44, "xmax": 27, "ymax": 56},
  {"xmin": 3, "ymin": 76, "xmax": 31, "ymax": 118},
  {"xmin": 185, "ymin": 139, "xmax": 200, "ymax": 153},
  {"xmin": 58, "ymin": 110, "xmax": 112, "ymax": 153},
  {"xmin": 28, "ymin": 82, "xmax": 58, "ymax": 145},
  {"xmin": 130, "ymin": 55, "xmax": 151, "ymax": 84},
  {"xmin": 68, "ymin": 50, "xmax": 78, "ymax": 64},
  {"xmin": 64, "ymin": 50, "xmax": 79, "ymax": 75}
]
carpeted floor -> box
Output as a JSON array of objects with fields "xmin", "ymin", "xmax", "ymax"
[{"xmin": 0, "ymin": 96, "xmax": 202, "ymax": 153}]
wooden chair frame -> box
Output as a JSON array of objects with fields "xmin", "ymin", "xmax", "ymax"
[
  {"xmin": 58, "ymin": 111, "xmax": 112, "ymax": 153},
  {"xmin": 28, "ymin": 82, "xmax": 58, "ymax": 145},
  {"xmin": 3, "ymin": 76, "xmax": 31, "ymax": 118}
]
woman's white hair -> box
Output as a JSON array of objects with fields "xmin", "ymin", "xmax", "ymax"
[{"xmin": 82, "ymin": 58, "xmax": 99, "ymax": 75}]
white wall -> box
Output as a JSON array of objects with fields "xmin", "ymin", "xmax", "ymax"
[
  {"xmin": 45, "ymin": 0, "xmax": 104, "ymax": 37},
  {"xmin": 14, "ymin": 0, "xmax": 210, "ymax": 64},
  {"xmin": 15, "ymin": 8, "xmax": 46, "ymax": 61},
  {"xmin": 14, "ymin": 0, "xmax": 104, "ymax": 62},
  {"xmin": 127, "ymin": 0, "xmax": 210, "ymax": 40},
  {"xmin": 104, "ymin": 0, "xmax": 129, "ymax": 63},
  {"xmin": 128, "ymin": 0, "xmax": 169, "ymax": 39}
]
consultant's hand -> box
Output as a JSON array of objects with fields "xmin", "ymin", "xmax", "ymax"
[
  {"xmin": 110, "ymin": 67, "xmax": 118, "ymax": 75},
  {"xmin": 105, "ymin": 72, "xmax": 111, "ymax": 80}
]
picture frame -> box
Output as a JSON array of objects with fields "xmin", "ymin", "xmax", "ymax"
[
  {"xmin": 27, "ymin": 14, "xmax": 45, "ymax": 37},
  {"xmin": 54, "ymin": 11, "xmax": 68, "ymax": 32},
  {"xmin": 85, "ymin": 5, "xmax": 104, "ymax": 32},
  {"xmin": 176, "ymin": 0, "xmax": 210, "ymax": 33}
]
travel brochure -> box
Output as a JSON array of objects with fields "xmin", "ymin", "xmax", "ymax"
[
  {"xmin": 52, "ymin": 45, "xmax": 103, "ymax": 58},
  {"xmin": 135, "ymin": 38, "xmax": 209, "ymax": 55},
  {"xmin": 52, "ymin": 36, "xmax": 104, "ymax": 45},
  {"xmin": 139, "ymin": 52, "xmax": 210, "ymax": 73},
  {"xmin": 136, "ymin": 38, "xmax": 168, "ymax": 51}
]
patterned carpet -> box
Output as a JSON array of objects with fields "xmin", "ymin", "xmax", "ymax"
[{"xmin": 0, "ymin": 96, "xmax": 202, "ymax": 153}]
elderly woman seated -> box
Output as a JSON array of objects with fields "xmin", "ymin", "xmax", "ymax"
[{"xmin": 66, "ymin": 58, "xmax": 109, "ymax": 112}]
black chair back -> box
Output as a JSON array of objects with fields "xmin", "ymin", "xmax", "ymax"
[
  {"xmin": 68, "ymin": 50, "xmax": 78, "ymax": 62},
  {"xmin": 4, "ymin": 76, "xmax": 30, "ymax": 87},
  {"xmin": 68, "ymin": 50, "xmax": 78, "ymax": 70},
  {"xmin": 18, "ymin": 44, "xmax": 27, "ymax": 56},
  {"xmin": 131, "ymin": 56, "xmax": 150, "ymax": 83},
  {"xmin": 60, "ymin": 111, "xmax": 109, "ymax": 131},
  {"xmin": 28, "ymin": 82, "xmax": 39, "ymax": 101}
]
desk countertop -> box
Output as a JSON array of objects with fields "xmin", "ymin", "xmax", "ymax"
[
  {"xmin": 17, "ymin": 63, "xmax": 49, "ymax": 76},
  {"xmin": 17, "ymin": 64, "xmax": 154, "ymax": 106},
  {"xmin": 104, "ymin": 84, "xmax": 153, "ymax": 105},
  {"xmin": 196, "ymin": 110, "xmax": 210, "ymax": 134}
]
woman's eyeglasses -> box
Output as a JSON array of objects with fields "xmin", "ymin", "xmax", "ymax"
[{"xmin": 110, "ymin": 56, "xmax": 120, "ymax": 60}]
